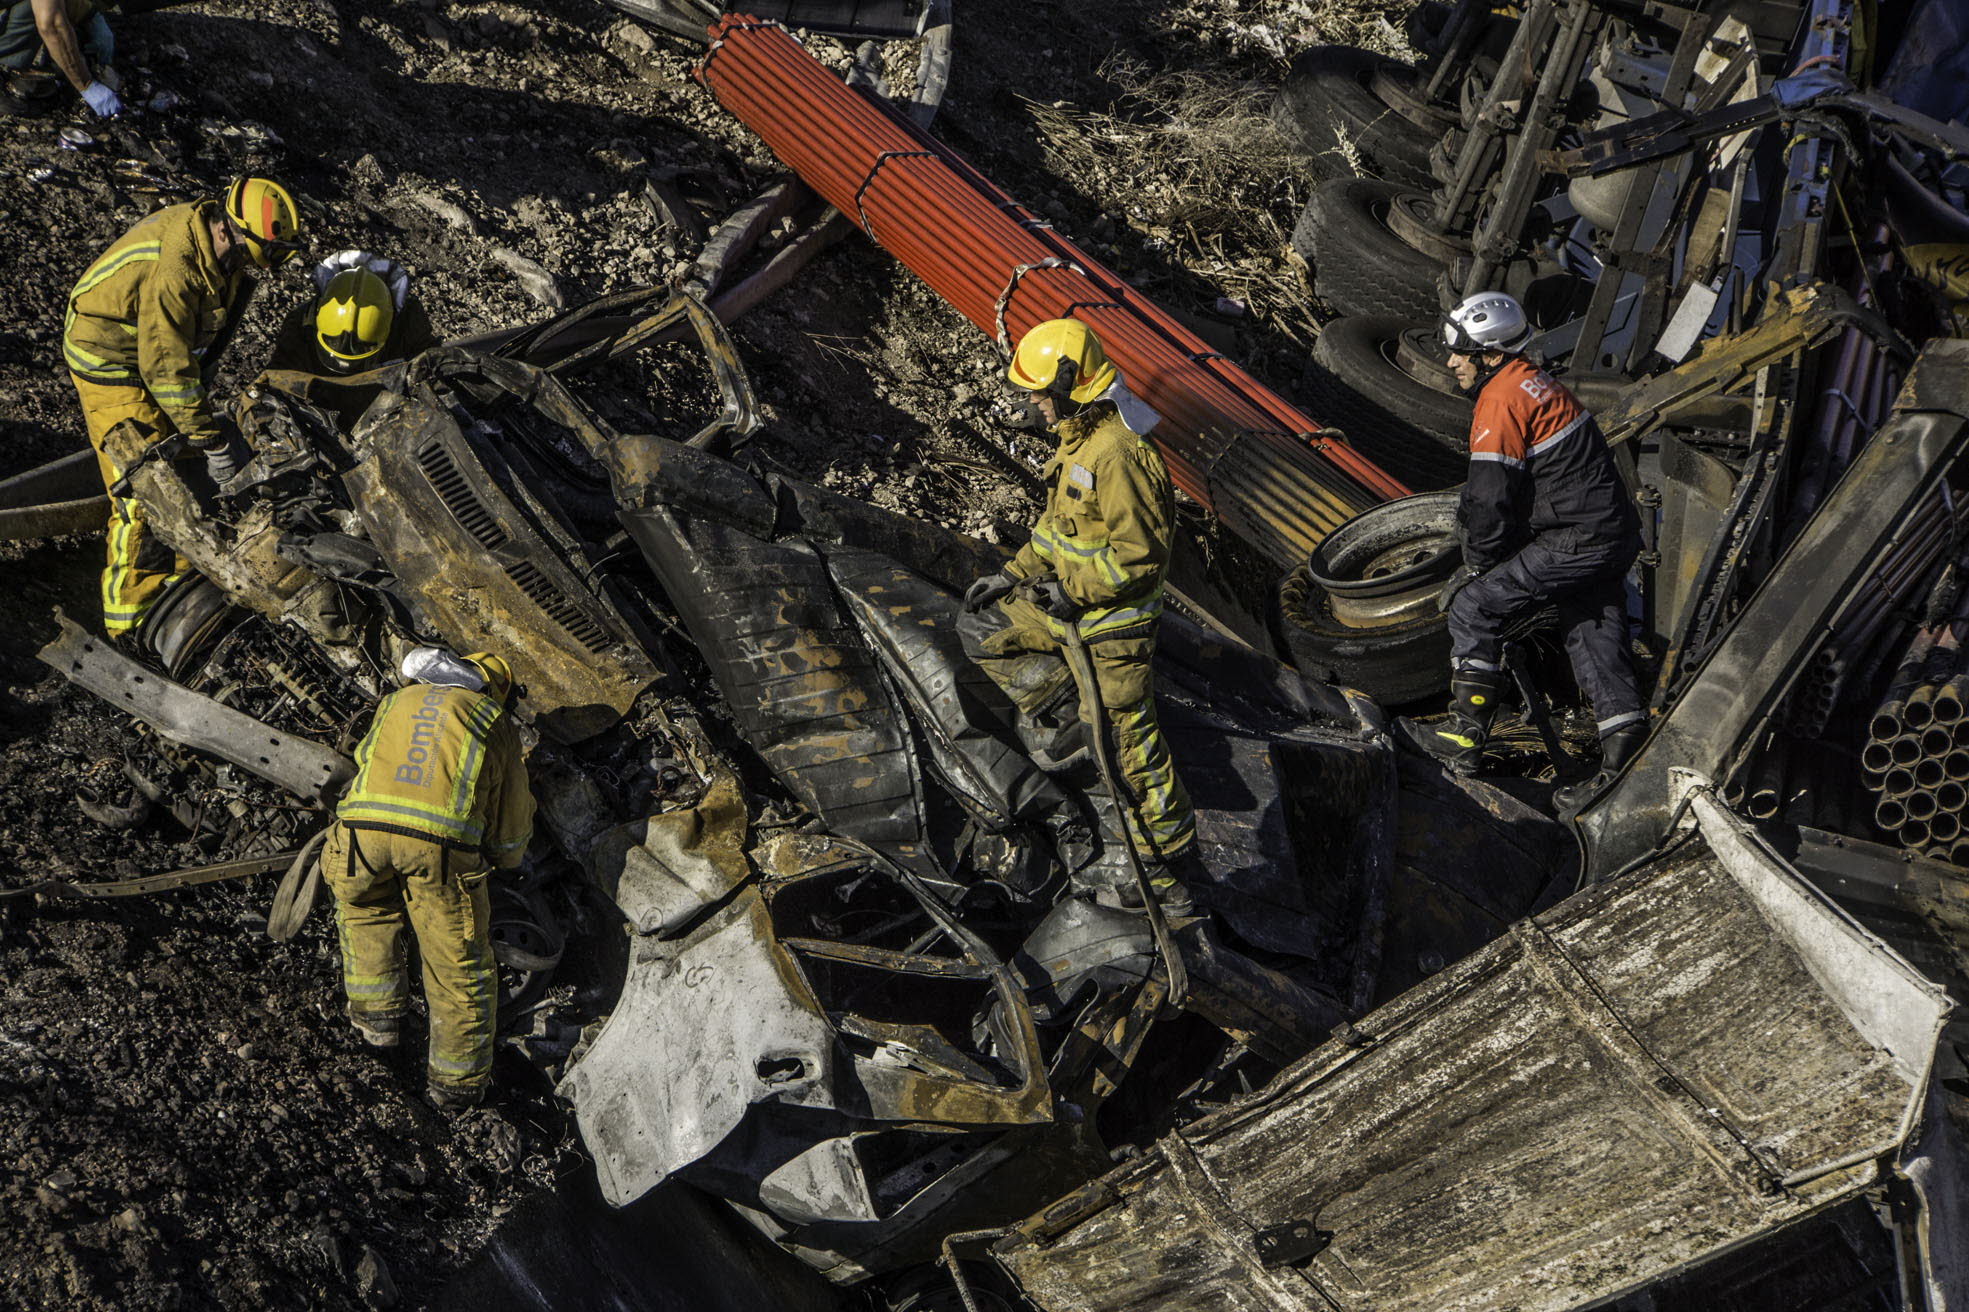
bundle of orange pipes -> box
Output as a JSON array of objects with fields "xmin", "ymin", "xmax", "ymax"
[{"xmin": 696, "ymin": 16, "xmax": 1408, "ymax": 563}]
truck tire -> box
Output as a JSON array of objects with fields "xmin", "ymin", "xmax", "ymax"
[
  {"xmin": 1303, "ymin": 315, "xmax": 1472, "ymax": 490},
  {"xmin": 1276, "ymin": 564, "xmax": 1451, "ymax": 707},
  {"xmin": 1294, "ymin": 178, "xmax": 1448, "ymax": 323},
  {"xmin": 1271, "ymin": 47, "xmax": 1439, "ymax": 191}
]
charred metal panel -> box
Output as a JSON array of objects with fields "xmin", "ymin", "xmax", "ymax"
[
  {"xmin": 994, "ymin": 804, "xmax": 1950, "ymax": 1312},
  {"xmin": 343, "ymin": 360, "xmax": 658, "ymax": 744},
  {"xmin": 39, "ymin": 614, "xmax": 354, "ymax": 804},
  {"xmin": 1640, "ymin": 432, "xmax": 1739, "ymax": 654},
  {"xmin": 774, "ymin": 1125, "xmax": 1112, "ymax": 1285},
  {"xmin": 1378, "ymin": 759, "xmax": 1571, "ymax": 1001},
  {"xmin": 588, "ymin": 763, "xmax": 753, "ymax": 937},
  {"xmin": 601, "ymin": 427, "xmax": 779, "ymax": 540},
  {"xmin": 775, "ymin": 477, "xmax": 1010, "ymax": 593},
  {"xmin": 1171, "ymin": 920, "xmax": 1346, "ymax": 1065},
  {"xmin": 561, "ymin": 886, "xmax": 839, "ymax": 1208},
  {"xmin": 621, "ymin": 504, "xmax": 923, "ymax": 848},
  {"xmin": 825, "ymin": 545, "xmax": 1065, "ymax": 828},
  {"xmin": 1580, "ymin": 340, "xmax": 1969, "ymax": 877}
]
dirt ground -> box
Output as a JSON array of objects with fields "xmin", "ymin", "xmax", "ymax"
[{"xmin": 0, "ymin": 0, "xmax": 1387, "ymax": 1306}]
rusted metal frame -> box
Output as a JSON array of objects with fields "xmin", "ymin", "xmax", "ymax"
[
  {"xmin": 1422, "ymin": 0, "xmax": 1491, "ymax": 101},
  {"xmin": 1579, "ymin": 341, "xmax": 1969, "ymax": 879},
  {"xmin": 1170, "ymin": 923, "xmax": 1350, "ymax": 1067},
  {"xmin": 829, "ymin": 835, "xmax": 1052, "ymax": 1114},
  {"xmin": 1566, "ymin": 150, "xmax": 1695, "ymax": 375},
  {"xmin": 1650, "ymin": 356, "xmax": 1802, "ymax": 709},
  {"xmin": 1564, "ymin": 6, "xmax": 1745, "ymax": 371},
  {"xmin": 1597, "ymin": 284, "xmax": 1907, "ymax": 447},
  {"xmin": 1434, "ymin": 0, "xmax": 1555, "ymax": 234},
  {"xmin": 684, "ymin": 179, "xmax": 807, "ymax": 300},
  {"xmin": 1463, "ymin": 0, "xmax": 1603, "ymax": 294},
  {"xmin": 0, "ymin": 849, "xmax": 300, "ymax": 902},
  {"xmin": 781, "ymin": 936, "xmax": 989, "ymax": 978},
  {"xmin": 39, "ymin": 613, "xmax": 355, "ymax": 805},
  {"xmin": 1047, "ymin": 975, "xmax": 1169, "ymax": 1107}
]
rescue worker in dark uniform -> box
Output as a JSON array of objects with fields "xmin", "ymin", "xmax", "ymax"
[
  {"xmin": 322, "ymin": 647, "xmax": 534, "ymax": 1112},
  {"xmin": 1395, "ymin": 292, "xmax": 1647, "ymax": 811},
  {"xmin": 960, "ymin": 319, "xmax": 1199, "ymax": 914}
]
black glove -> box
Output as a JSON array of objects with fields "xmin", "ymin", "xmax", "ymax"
[
  {"xmin": 962, "ymin": 571, "xmax": 1015, "ymax": 614},
  {"xmin": 203, "ymin": 436, "xmax": 250, "ymax": 487},
  {"xmin": 1437, "ymin": 564, "xmax": 1479, "ymax": 613},
  {"xmin": 1028, "ymin": 576, "xmax": 1080, "ymax": 620}
]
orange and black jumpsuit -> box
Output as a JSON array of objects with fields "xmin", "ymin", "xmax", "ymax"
[{"xmin": 1448, "ymin": 358, "xmax": 1644, "ymax": 736}]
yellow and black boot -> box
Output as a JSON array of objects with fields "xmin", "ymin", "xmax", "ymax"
[{"xmin": 1394, "ymin": 674, "xmax": 1502, "ymax": 777}]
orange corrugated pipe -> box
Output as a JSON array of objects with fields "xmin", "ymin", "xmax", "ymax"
[{"xmin": 695, "ymin": 16, "xmax": 1410, "ymax": 523}]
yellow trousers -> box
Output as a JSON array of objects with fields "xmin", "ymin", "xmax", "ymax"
[
  {"xmin": 321, "ymin": 823, "xmax": 497, "ymax": 1092},
  {"xmin": 965, "ymin": 592, "xmax": 1196, "ymax": 860},
  {"xmin": 69, "ymin": 374, "xmax": 188, "ymax": 637}
]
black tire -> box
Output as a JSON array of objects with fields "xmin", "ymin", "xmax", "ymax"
[
  {"xmin": 1294, "ymin": 178, "xmax": 1448, "ymax": 323},
  {"xmin": 1303, "ymin": 315, "xmax": 1471, "ymax": 491},
  {"xmin": 1271, "ymin": 47, "xmax": 1440, "ymax": 192},
  {"xmin": 1276, "ymin": 564, "xmax": 1451, "ymax": 707}
]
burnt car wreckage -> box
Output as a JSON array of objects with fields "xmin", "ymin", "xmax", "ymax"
[{"xmin": 5, "ymin": 0, "xmax": 1969, "ymax": 1309}]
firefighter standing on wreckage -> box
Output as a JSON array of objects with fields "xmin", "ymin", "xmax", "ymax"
[
  {"xmin": 1394, "ymin": 292, "xmax": 1647, "ymax": 812},
  {"xmin": 62, "ymin": 176, "xmax": 300, "ymax": 640},
  {"xmin": 322, "ymin": 648, "xmax": 535, "ymax": 1113},
  {"xmin": 960, "ymin": 318, "xmax": 1201, "ymax": 915}
]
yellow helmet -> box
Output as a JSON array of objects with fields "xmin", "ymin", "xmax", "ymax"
[
  {"xmin": 1007, "ymin": 318, "xmax": 1117, "ymax": 408},
  {"xmin": 313, "ymin": 269, "xmax": 395, "ymax": 372},
  {"xmin": 464, "ymin": 651, "xmax": 516, "ymax": 703},
  {"xmin": 222, "ymin": 176, "xmax": 302, "ymax": 269}
]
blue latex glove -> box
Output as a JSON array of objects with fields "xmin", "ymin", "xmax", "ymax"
[{"xmin": 82, "ymin": 81, "xmax": 122, "ymax": 118}]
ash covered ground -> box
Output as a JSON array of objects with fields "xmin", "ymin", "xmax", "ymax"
[{"xmin": 0, "ymin": 0, "xmax": 1401, "ymax": 1306}]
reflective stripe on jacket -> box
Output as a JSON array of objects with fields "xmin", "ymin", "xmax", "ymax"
[
  {"xmin": 337, "ymin": 683, "xmax": 534, "ymax": 864},
  {"xmin": 1460, "ymin": 358, "xmax": 1640, "ymax": 571},
  {"xmin": 63, "ymin": 199, "xmax": 249, "ymax": 448},
  {"xmin": 1010, "ymin": 407, "xmax": 1173, "ymax": 639}
]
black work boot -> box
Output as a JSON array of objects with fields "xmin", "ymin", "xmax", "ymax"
[
  {"xmin": 1553, "ymin": 721, "xmax": 1648, "ymax": 817},
  {"xmin": 1394, "ymin": 673, "xmax": 1503, "ymax": 777}
]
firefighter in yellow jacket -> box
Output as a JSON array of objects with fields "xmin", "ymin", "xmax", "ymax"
[
  {"xmin": 959, "ymin": 319, "xmax": 1198, "ymax": 914},
  {"xmin": 322, "ymin": 647, "xmax": 535, "ymax": 1112},
  {"xmin": 63, "ymin": 176, "xmax": 301, "ymax": 639}
]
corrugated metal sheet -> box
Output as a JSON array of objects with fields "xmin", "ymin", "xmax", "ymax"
[{"xmin": 994, "ymin": 792, "xmax": 1951, "ymax": 1311}]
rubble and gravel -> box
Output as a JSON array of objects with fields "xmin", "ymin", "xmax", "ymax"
[{"xmin": 0, "ymin": 0, "xmax": 1378, "ymax": 1306}]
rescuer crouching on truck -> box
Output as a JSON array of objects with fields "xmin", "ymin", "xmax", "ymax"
[
  {"xmin": 322, "ymin": 647, "xmax": 534, "ymax": 1114},
  {"xmin": 959, "ymin": 318, "xmax": 1201, "ymax": 916},
  {"xmin": 1394, "ymin": 292, "xmax": 1648, "ymax": 812}
]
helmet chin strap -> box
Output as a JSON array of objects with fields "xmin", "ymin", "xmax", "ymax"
[{"xmin": 1460, "ymin": 353, "xmax": 1509, "ymax": 397}]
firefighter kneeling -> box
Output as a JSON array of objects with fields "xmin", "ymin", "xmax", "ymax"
[{"xmin": 322, "ymin": 647, "xmax": 535, "ymax": 1113}]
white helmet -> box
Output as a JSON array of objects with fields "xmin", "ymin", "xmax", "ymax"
[{"xmin": 1441, "ymin": 292, "xmax": 1533, "ymax": 354}]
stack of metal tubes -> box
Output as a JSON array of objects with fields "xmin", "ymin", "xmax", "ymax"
[{"xmin": 1864, "ymin": 607, "xmax": 1969, "ymax": 864}]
